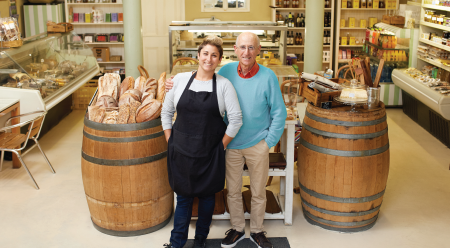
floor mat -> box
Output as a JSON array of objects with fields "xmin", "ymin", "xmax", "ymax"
[{"xmin": 183, "ymin": 237, "xmax": 290, "ymax": 248}]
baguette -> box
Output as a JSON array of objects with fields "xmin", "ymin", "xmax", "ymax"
[
  {"xmin": 156, "ymin": 72, "xmax": 166, "ymax": 102},
  {"xmin": 88, "ymin": 105, "xmax": 100, "ymax": 121},
  {"xmin": 136, "ymin": 99, "xmax": 162, "ymax": 123},
  {"xmin": 102, "ymin": 111, "xmax": 119, "ymax": 124},
  {"xmin": 128, "ymin": 101, "xmax": 142, "ymax": 124},
  {"xmin": 117, "ymin": 103, "xmax": 130, "ymax": 124},
  {"xmin": 134, "ymin": 76, "xmax": 146, "ymax": 93},
  {"xmin": 141, "ymin": 92, "xmax": 155, "ymax": 102},
  {"xmin": 93, "ymin": 107, "xmax": 106, "ymax": 123},
  {"xmin": 119, "ymin": 76, "xmax": 134, "ymax": 98},
  {"xmin": 119, "ymin": 92, "xmax": 140, "ymax": 107}
]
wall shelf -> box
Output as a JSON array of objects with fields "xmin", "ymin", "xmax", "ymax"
[
  {"xmin": 419, "ymin": 38, "xmax": 450, "ymax": 53},
  {"xmin": 420, "ymin": 21, "xmax": 450, "ymax": 32},
  {"xmin": 422, "ymin": 4, "xmax": 450, "ymax": 11}
]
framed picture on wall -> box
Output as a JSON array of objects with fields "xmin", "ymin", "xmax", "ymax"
[{"xmin": 202, "ymin": 0, "xmax": 250, "ymax": 12}]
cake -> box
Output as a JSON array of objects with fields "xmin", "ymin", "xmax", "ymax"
[{"xmin": 340, "ymin": 88, "xmax": 368, "ymax": 101}]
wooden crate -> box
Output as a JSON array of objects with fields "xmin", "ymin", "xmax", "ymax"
[
  {"xmin": 47, "ymin": 23, "xmax": 73, "ymax": 33},
  {"xmin": 1, "ymin": 39, "xmax": 23, "ymax": 48},
  {"xmin": 72, "ymin": 80, "xmax": 98, "ymax": 110},
  {"xmin": 299, "ymin": 78, "xmax": 342, "ymax": 107}
]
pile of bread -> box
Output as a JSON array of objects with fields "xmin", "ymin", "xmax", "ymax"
[{"xmin": 88, "ymin": 72, "xmax": 166, "ymax": 124}]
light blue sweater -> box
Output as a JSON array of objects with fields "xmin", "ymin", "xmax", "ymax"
[{"xmin": 219, "ymin": 62, "xmax": 287, "ymax": 149}]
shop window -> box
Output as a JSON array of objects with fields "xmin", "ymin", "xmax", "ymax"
[{"xmin": 202, "ymin": 0, "xmax": 250, "ymax": 12}]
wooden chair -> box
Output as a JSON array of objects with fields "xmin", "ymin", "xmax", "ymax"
[
  {"xmin": 172, "ymin": 57, "xmax": 199, "ymax": 67},
  {"xmin": 0, "ymin": 111, "xmax": 55, "ymax": 189}
]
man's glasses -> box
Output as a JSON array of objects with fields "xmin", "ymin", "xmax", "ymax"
[{"xmin": 238, "ymin": 45, "xmax": 256, "ymax": 51}]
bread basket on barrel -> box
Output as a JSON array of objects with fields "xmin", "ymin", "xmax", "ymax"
[{"xmin": 81, "ymin": 66, "xmax": 173, "ymax": 236}]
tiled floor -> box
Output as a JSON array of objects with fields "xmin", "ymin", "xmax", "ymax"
[{"xmin": 1, "ymin": 109, "xmax": 449, "ymax": 248}]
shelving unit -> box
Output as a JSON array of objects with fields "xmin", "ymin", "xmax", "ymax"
[
  {"xmin": 417, "ymin": 1, "xmax": 450, "ymax": 72},
  {"xmin": 272, "ymin": 0, "xmax": 335, "ymax": 72},
  {"xmin": 334, "ymin": 0, "xmax": 400, "ymax": 72},
  {"xmin": 64, "ymin": 0, "xmax": 125, "ymax": 73}
]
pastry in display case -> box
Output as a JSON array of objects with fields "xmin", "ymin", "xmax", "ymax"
[{"xmin": 0, "ymin": 31, "xmax": 99, "ymax": 109}]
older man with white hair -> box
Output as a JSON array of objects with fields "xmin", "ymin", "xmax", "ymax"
[
  {"xmin": 166, "ymin": 32, "xmax": 286, "ymax": 248},
  {"xmin": 218, "ymin": 32, "xmax": 286, "ymax": 248}
]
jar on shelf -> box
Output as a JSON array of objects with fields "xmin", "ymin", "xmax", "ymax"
[{"xmin": 438, "ymin": 14, "xmax": 445, "ymax": 25}]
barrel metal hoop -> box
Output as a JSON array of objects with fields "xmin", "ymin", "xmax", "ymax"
[
  {"xmin": 303, "ymin": 209, "xmax": 378, "ymax": 227},
  {"xmin": 303, "ymin": 210, "xmax": 378, "ymax": 233},
  {"xmin": 82, "ymin": 151, "xmax": 167, "ymax": 166},
  {"xmin": 91, "ymin": 212, "xmax": 172, "ymax": 237},
  {"xmin": 300, "ymin": 137, "xmax": 389, "ymax": 157},
  {"xmin": 84, "ymin": 117, "xmax": 162, "ymax": 132},
  {"xmin": 301, "ymin": 197, "xmax": 382, "ymax": 216},
  {"xmin": 303, "ymin": 123, "xmax": 388, "ymax": 140},
  {"xmin": 299, "ymin": 181, "xmax": 385, "ymax": 203},
  {"xmin": 305, "ymin": 111, "xmax": 387, "ymax": 127},
  {"xmin": 83, "ymin": 130, "xmax": 164, "ymax": 143}
]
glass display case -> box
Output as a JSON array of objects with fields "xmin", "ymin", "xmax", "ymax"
[
  {"xmin": 168, "ymin": 22, "xmax": 288, "ymax": 72},
  {"xmin": 0, "ymin": 31, "xmax": 100, "ymax": 109}
]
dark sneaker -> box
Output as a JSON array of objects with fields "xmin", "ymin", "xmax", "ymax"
[
  {"xmin": 250, "ymin": 231, "xmax": 272, "ymax": 248},
  {"xmin": 163, "ymin": 243, "xmax": 173, "ymax": 248},
  {"xmin": 221, "ymin": 229, "xmax": 245, "ymax": 247},
  {"xmin": 194, "ymin": 234, "xmax": 206, "ymax": 248}
]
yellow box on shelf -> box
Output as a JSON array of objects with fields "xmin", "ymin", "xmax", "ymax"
[
  {"xmin": 369, "ymin": 17, "xmax": 378, "ymax": 27},
  {"xmin": 342, "ymin": 0, "xmax": 348, "ymax": 8},
  {"xmin": 373, "ymin": 0, "xmax": 379, "ymax": 8},
  {"xmin": 342, "ymin": 37, "xmax": 348, "ymax": 45},
  {"xmin": 353, "ymin": 0, "xmax": 360, "ymax": 8},
  {"xmin": 360, "ymin": 19, "xmax": 367, "ymax": 28},
  {"xmin": 349, "ymin": 17, "xmax": 356, "ymax": 28},
  {"xmin": 341, "ymin": 19, "xmax": 346, "ymax": 27},
  {"xmin": 349, "ymin": 37, "xmax": 356, "ymax": 45}
]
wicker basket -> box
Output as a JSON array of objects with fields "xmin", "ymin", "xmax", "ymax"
[{"xmin": 73, "ymin": 80, "xmax": 98, "ymax": 110}]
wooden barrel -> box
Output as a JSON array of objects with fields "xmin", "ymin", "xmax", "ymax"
[
  {"xmin": 81, "ymin": 117, "xmax": 173, "ymax": 236},
  {"xmin": 298, "ymin": 103, "xmax": 389, "ymax": 232}
]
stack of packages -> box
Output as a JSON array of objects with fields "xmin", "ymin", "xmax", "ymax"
[
  {"xmin": 1, "ymin": 17, "xmax": 20, "ymax": 42},
  {"xmin": 88, "ymin": 71, "xmax": 166, "ymax": 124}
]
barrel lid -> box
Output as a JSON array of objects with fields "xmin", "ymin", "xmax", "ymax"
[{"xmin": 84, "ymin": 117, "xmax": 162, "ymax": 131}]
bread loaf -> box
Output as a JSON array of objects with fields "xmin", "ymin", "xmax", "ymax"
[
  {"xmin": 88, "ymin": 105, "xmax": 100, "ymax": 121},
  {"xmin": 117, "ymin": 104, "xmax": 130, "ymax": 124},
  {"xmin": 134, "ymin": 76, "xmax": 146, "ymax": 92},
  {"xmin": 93, "ymin": 107, "xmax": 106, "ymax": 123},
  {"xmin": 136, "ymin": 99, "xmax": 162, "ymax": 123},
  {"xmin": 141, "ymin": 92, "xmax": 155, "ymax": 102},
  {"xmin": 125, "ymin": 89, "xmax": 142, "ymax": 100},
  {"xmin": 144, "ymin": 78, "xmax": 157, "ymax": 88},
  {"xmin": 98, "ymin": 73, "xmax": 120, "ymax": 100},
  {"xmin": 119, "ymin": 92, "xmax": 140, "ymax": 107},
  {"xmin": 128, "ymin": 101, "xmax": 142, "ymax": 124},
  {"xmin": 156, "ymin": 72, "xmax": 166, "ymax": 102},
  {"xmin": 119, "ymin": 76, "xmax": 134, "ymax": 98},
  {"xmin": 102, "ymin": 111, "xmax": 119, "ymax": 124},
  {"xmin": 95, "ymin": 95, "xmax": 118, "ymax": 108}
]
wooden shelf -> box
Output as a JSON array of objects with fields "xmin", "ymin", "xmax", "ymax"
[
  {"xmin": 418, "ymin": 57, "xmax": 450, "ymax": 72},
  {"xmin": 72, "ymin": 22, "xmax": 123, "ymax": 25},
  {"xmin": 422, "ymin": 4, "xmax": 450, "ymax": 11},
  {"xmin": 98, "ymin": 61, "xmax": 125, "ymax": 64},
  {"xmin": 287, "ymin": 45, "xmax": 304, "ymax": 48},
  {"xmin": 85, "ymin": 42, "xmax": 124, "ymax": 45},
  {"xmin": 340, "ymin": 45, "xmax": 364, "ymax": 47},
  {"xmin": 67, "ymin": 3, "xmax": 122, "ymax": 6},
  {"xmin": 420, "ymin": 21, "xmax": 450, "ymax": 32},
  {"xmin": 340, "ymin": 27, "xmax": 367, "ymax": 30},
  {"xmin": 338, "ymin": 59, "xmax": 353, "ymax": 63},
  {"xmin": 341, "ymin": 8, "xmax": 391, "ymax": 10},
  {"xmin": 274, "ymin": 8, "xmax": 332, "ymax": 11},
  {"xmin": 407, "ymin": 1, "xmax": 422, "ymax": 7},
  {"xmin": 419, "ymin": 38, "xmax": 450, "ymax": 52}
]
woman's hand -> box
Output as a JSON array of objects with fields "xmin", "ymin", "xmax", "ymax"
[
  {"xmin": 165, "ymin": 76, "xmax": 175, "ymax": 92},
  {"xmin": 222, "ymin": 134, "xmax": 233, "ymax": 150},
  {"xmin": 164, "ymin": 129, "xmax": 172, "ymax": 142}
]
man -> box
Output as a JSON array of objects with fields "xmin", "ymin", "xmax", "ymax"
[
  {"xmin": 218, "ymin": 32, "xmax": 286, "ymax": 248},
  {"xmin": 166, "ymin": 32, "xmax": 286, "ymax": 248}
]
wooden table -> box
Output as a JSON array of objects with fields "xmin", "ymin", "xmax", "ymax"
[{"xmin": 0, "ymin": 99, "xmax": 21, "ymax": 168}]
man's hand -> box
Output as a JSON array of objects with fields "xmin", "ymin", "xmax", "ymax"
[{"xmin": 165, "ymin": 75, "xmax": 175, "ymax": 92}]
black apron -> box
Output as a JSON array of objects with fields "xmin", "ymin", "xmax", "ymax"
[{"xmin": 167, "ymin": 72, "xmax": 227, "ymax": 197}]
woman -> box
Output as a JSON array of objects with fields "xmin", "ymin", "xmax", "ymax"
[{"xmin": 161, "ymin": 36, "xmax": 242, "ymax": 248}]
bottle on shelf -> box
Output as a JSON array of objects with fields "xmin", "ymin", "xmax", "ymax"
[
  {"xmin": 296, "ymin": 13, "xmax": 301, "ymax": 27},
  {"xmin": 361, "ymin": 0, "xmax": 367, "ymax": 8},
  {"xmin": 299, "ymin": 33, "xmax": 303, "ymax": 45},
  {"xmin": 347, "ymin": 0, "xmax": 352, "ymax": 8},
  {"xmin": 323, "ymin": 31, "xmax": 327, "ymax": 45},
  {"xmin": 325, "ymin": 0, "xmax": 330, "ymax": 8},
  {"xmin": 368, "ymin": 0, "xmax": 373, "ymax": 8},
  {"xmin": 299, "ymin": 0, "xmax": 305, "ymax": 8},
  {"xmin": 295, "ymin": 32, "xmax": 299, "ymax": 45},
  {"xmin": 327, "ymin": 31, "xmax": 331, "ymax": 45},
  {"xmin": 300, "ymin": 13, "xmax": 305, "ymax": 27},
  {"xmin": 379, "ymin": 0, "xmax": 385, "ymax": 8},
  {"xmin": 285, "ymin": 15, "xmax": 289, "ymax": 26}
]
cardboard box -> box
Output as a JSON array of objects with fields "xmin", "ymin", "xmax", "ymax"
[
  {"xmin": 339, "ymin": 49, "xmax": 343, "ymax": 59},
  {"xmin": 47, "ymin": 23, "xmax": 73, "ymax": 33},
  {"xmin": 353, "ymin": 0, "xmax": 359, "ymax": 8},
  {"xmin": 349, "ymin": 17, "xmax": 356, "ymax": 28},
  {"xmin": 93, "ymin": 47, "xmax": 110, "ymax": 62},
  {"xmin": 110, "ymin": 55, "xmax": 122, "ymax": 61},
  {"xmin": 342, "ymin": 0, "xmax": 347, "ymax": 8},
  {"xmin": 342, "ymin": 37, "xmax": 348, "ymax": 46},
  {"xmin": 342, "ymin": 50, "xmax": 347, "ymax": 59},
  {"xmin": 349, "ymin": 37, "xmax": 356, "ymax": 45},
  {"xmin": 341, "ymin": 19, "xmax": 346, "ymax": 27}
]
